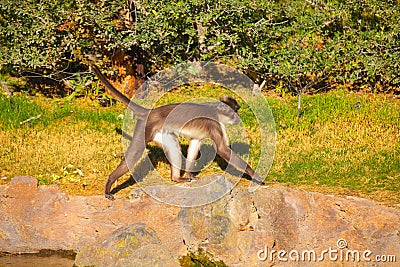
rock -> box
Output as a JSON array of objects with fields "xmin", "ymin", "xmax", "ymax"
[
  {"xmin": 180, "ymin": 186, "xmax": 400, "ymax": 266},
  {"xmin": 0, "ymin": 176, "xmax": 399, "ymax": 266},
  {"xmin": 0, "ymin": 176, "xmax": 185, "ymax": 257},
  {"xmin": 74, "ymin": 223, "xmax": 180, "ymax": 267}
]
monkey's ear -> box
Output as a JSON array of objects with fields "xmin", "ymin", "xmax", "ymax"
[
  {"xmin": 219, "ymin": 95, "xmax": 230, "ymax": 102},
  {"xmin": 219, "ymin": 95, "xmax": 240, "ymax": 112}
]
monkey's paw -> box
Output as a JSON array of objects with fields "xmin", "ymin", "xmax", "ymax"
[
  {"xmin": 172, "ymin": 177, "xmax": 192, "ymax": 182},
  {"xmin": 105, "ymin": 193, "xmax": 115, "ymax": 200}
]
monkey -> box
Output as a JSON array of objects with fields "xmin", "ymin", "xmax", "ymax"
[{"xmin": 91, "ymin": 64, "xmax": 264, "ymax": 200}]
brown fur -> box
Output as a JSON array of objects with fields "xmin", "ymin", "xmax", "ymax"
[{"xmin": 91, "ymin": 64, "xmax": 264, "ymax": 200}]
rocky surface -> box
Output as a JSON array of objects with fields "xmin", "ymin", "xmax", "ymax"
[
  {"xmin": 0, "ymin": 176, "xmax": 399, "ymax": 266},
  {"xmin": 75, "ymin": 223, "xmax": 180, "ymax": 267}
]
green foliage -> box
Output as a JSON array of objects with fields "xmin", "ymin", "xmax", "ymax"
[{"xmin": 1, "ymin": 0, "xmax": 399, "ymax": 94}]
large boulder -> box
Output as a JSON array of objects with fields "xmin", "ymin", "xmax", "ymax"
[
  {"xmin": 0, "ymin": 176, "xmax": 399, "ymax": 266},
  {"xmin": 0, "ymin": 176, "xmax": 185, "ymax": 257},
  {"xmin": 75, "ymin": 223, "xmax": 180, "ymax": 267}
]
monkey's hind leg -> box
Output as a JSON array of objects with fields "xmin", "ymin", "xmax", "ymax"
[
  {"xmin": 105, "ymin": 160, "xmax": 129, "ymax": 200},
  {"xmin": 105, "ymin": 121, "xmax": 147, "ymax": 200}
]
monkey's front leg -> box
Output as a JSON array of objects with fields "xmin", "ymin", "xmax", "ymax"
[
  {"xmin": 216, "ymin": 143, "xmax": 265, "ymax": 185},
  {"xmin": 186, "ymin": 139, "xmax": 203, "ymax": 180}
]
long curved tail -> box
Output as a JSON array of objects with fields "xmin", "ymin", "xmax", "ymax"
[{"xmin": 91, "ymin": 64, "xmax": 149, "ymax": 116}]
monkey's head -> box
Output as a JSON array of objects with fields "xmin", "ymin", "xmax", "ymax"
[
  {"xmin": 220, "ymin": 95, "xmax": 240, "ymax": 113},
  {"xmin": 217, "ymin": 95, "xmax": 241, "ymax": 125}
]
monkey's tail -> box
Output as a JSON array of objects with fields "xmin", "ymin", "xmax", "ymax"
[{"xmin": 91, "ymin": 64, "xmax": 149, "ymax": 117}]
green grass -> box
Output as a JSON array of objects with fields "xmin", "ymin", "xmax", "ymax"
[
  {"xmin": 0, "ymin": 93, "xmax": 125, "ymax": 196},
  {"xmin": 267, "ymin": 89, "xmax": 399, "ymax": 205},
  {"xmin": 0, "ymin": 94, "xmax": 122, "ymax": 132},
  {"xmin": 0, "ymin": 88, "xmax": 399, "ymax": 206}
]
